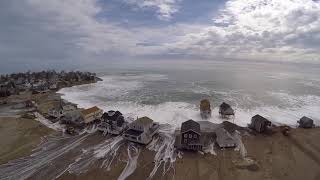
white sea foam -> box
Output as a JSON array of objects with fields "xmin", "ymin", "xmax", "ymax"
[
  {"xmin": 0, "ymin": 134, "xmax": 89, "ymax": 180},
  {"xmin": 118, "ymin": 143, "xmax": 140, "ymax": 180},
  {"xmin": 233, "ymin": 131, "xmax": 247, "ymax": 158},
  {"xmin": 147, "ymin": 124, "xmax": 177, "ymax": 179},
  {"xmin": 58, "ymin": 74, "xmax": 320, "ymax": 128},
  {"xmin": 203, "ymin": 143, "xmax": 217, "ymax": 155},
  {"xmin": 68, "ymin": 136, "xmax": 124, "ymax": 174}
]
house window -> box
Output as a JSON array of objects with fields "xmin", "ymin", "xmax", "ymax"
[
  {"xmin": 194, "ymin": 134, "xmax": 197, "ymax": 139},
  {"xmin": 189, "ymin": 134, "xmax": 192, "ymax": 138},
  {"xmin": 184, "ymin": 134, "xmax": 187, "ymax": 138},
  {"xmin": 184, "ymin": 139, "xmax": 187, "ymax": 143}
]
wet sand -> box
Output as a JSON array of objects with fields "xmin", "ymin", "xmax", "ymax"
[
  {"xmin": 0, "ymin": 117, "xmax": 53, "ymax": 165},
  {"xmin": 55, "ymin": 128, "xmax": 320, "ymax": 180}
]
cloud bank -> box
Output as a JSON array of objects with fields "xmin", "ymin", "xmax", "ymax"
[{"xmin": 0, "ymin": 0, "xmax": 319, "ymax": 72}]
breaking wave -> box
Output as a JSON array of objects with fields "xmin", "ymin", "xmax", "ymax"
[{"xmin": 58, "ymin": 73, "xmax": 320, "ymax": 128}]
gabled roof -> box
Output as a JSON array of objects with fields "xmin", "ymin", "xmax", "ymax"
[
  {"xmin": 181, "ymin": 119, "xmax": 200, "ymax": 134},
  {"xmin": 251, "ymin": 114, "xmax": 270, "ymax": 124},
  {"xmin": 219, "ymin": 102, "xmax": 234, "ymax": 115},
  {"xmin": 220, "ymin": 102, "xmax": 231, "ymax": 111},
  {"xmin": 300, "ymin": 116, "xmax": 313, "ymax": 122},
  {"xmin": 135, "ymin": 116, "xmax": 153, "ymax": 125},
  {"xmin": 81, "ymin": 106, "xmax": 102, "ymax": 116}
]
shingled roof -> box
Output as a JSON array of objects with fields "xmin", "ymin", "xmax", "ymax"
[
  {"xmin": 181, "ymin": 119, "xmax": 201, "ymax": 134},
  {"xmin": 200, "ymin": 99, "xmax": 211, "ymax": 111},
  {"xmin": 251, "ymin": 114, "xmax": 270, "ymax": 123},
  {"xmin": 220, "ymin": 102, "xmax": 231, "ymax": 111},
  {"xmin": 135, "ymin": 116, "xmax": 153, "ymax": 125},
  {"xmin": 81, "ymin": 106, "xmax": 101, "ymax": 116}
]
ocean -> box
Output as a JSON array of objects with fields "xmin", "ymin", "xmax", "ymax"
[{"xmin": 58, "ymin": 60, "xmax": 320, "ymax": 127}]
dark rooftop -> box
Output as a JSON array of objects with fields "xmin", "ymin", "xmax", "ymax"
[
  {"xmin": 181, "ymin": 119, "xmax": 201, "ymax": 134},
  {"xmin": 124, "ymin": 129, "xmax": 143, "ymax": 136},
  {"xmin": 220, "ymin": 102, "xmax": 230, "ymax": 110},
  {"xmin": 251, "ymin": 114, "xmax": 270, "ymax": 123}
]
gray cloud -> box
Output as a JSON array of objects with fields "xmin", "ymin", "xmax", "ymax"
[
  {"xmin": 0, "ymin": 0, "xmax": 320, "ymax": 73},
  {"xmin": 167, "ymin": 0, "xmax": 320, "ymax": 62}
]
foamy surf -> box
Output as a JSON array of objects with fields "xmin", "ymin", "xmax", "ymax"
[
  {"xmin": 118, "ymin": 143, "xmax": 140, "ymax": 180},
  {"xmin": 147, "ymin": 124, "xmax": 177, "ymax": 179},
  {"xmin": 68, "ymin": 136, "xmax": 124, "ymax": 174},
  {"xmin": 0, "ymin": 134, "xmax": 89, "ymax": 180}
]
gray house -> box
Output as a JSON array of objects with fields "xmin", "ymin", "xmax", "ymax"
[
  {"xmin": 180, "ymin": 119, "xmax": 203, "ymax": 151},
  {"xmin": 298, "ymin": 116, "xmax": 314, "ymax": 128},
  {"xmin": 99, "ymin": 110, "xmax": 127, "ymax": 135},
  {"xmin": 48, "ymin": 101, "xmax": 77, "ymax": 119},
  {"xmin": 249, "ymin": 115, "xmax": 271, "ymax": 133},
  {"xmin": 215, "ymin": 128, "xmax": 237, "ymax": 148},
  {"xmin": 219, "ymin": 102, "xmax": 235, "ymax": 119},
  {"xmin": 123, "ymin": 116, "xmax": 159, "ymax": 144}
]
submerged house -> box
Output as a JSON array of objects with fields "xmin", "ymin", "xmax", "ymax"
[
  {"xmin": 123, "ymin": 116, "xmax": 159, "ymax": 144},
  {"xmin": 219, "ymin": 102, "xmax": 235, "ymax": 119},
  {"xmin": 215, "ymin": 128, "xmax": 237, "ymax": 148},
  {"xmin": 180, "ymin": 119, "xmax": 203, "ymax": 151},
  {"xmin": 99, "ymin": 110, "xmax": 127, "ymax": 135},
  {"xmin": 200, "ymin": 99, "xmax": 212, "ymax": 119},
  {"xmin": 298, "ymin": 116, "xmax": 314, "ymax": 128},
  {"xmin": 249, "ymin": 115, "xmax": 271, "ymax": 133},
  {"xmin": 81, "ymin": 106, "xmax": 103, "ymax": 124}
]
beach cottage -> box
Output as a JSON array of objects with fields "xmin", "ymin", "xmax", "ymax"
[
  {"xmin": 180, "ymin": 119, "xmax": 203, "ymax": 151},
  {"xmin": 48, "ymin": 101, "xmax": 77, "ymax": 119},
  {"xmin": 298, "ymin": 116, "xmax": 314, "ymax": 128},
  {"xmin": 219, "ymin": 102, "xmax": 235, "ymax": 119},
  {"xmin": 123, "ymin": 116, "xmax": 159, "ymax": 144},
  {"xmin": 81, "ymin": 106, "xmax": 103, "ymax": 124},
  {"xmin": 100, "ymin": 110, "xmax": 127, "ymax": 135},
  {"xmin": 200, "ymin": 99, "xmax": 212, "ymax": 119},
  {"xmin": 249, "ymin": 115, "xmax": 271, "ymax": 133}
]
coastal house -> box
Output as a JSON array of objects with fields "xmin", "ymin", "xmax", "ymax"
[
  {"xmin": 180, "ymin": 119, "xmax": 203, "ymax": 151},
  {"xmin": 99, "ymin": 110, "xmax": 127, "ymax": 135},
  {"xmin": 32, "ymin": 82, "xmax": 49, "ymax": 94},
  {"xmin": 60, "ymin": 111, "xmax": 82, "ymax": 125},
  {"xmin": 48, "ymin": 107, "xmax": 64, "ymax": 119},
  {"xmin": 48, "ymin": 101, "xmax": 77, "ymax": 119},
  {"xmin": 249, "ymin": 115, "xmax": 271, "ymax": 133},
  {"xmin": 81, "ymin": 106, "xmax": 103, "ymax": 124},
  {"xmin": 297, "ymin": 116, "xmax": 314, "ymax": 128},
  {"xmin": 215, "ymin": 128, "xmax": 237, "ymax": 148},
  {"xmin": 123, "ymin": 116, "xmax": 159, "ymax": 144},
  {"xmin": 0, "ymin": 83, "xmax": 10, "ymax": 97},
  {"xmin": 219, "ymin": 102, "xmax": 235, "ymax": 119},
  {"xmin": 49, "ymin": 82, "xmax": 58, "ymax": 90},
  {"xmin": 200, "ymin": 99, "xmax": 212, "ymax": 119}
]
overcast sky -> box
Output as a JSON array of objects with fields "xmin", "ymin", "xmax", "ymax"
[{"xmin": 0, "ymin": 0, "xmax": 320, "ymax": 73}]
